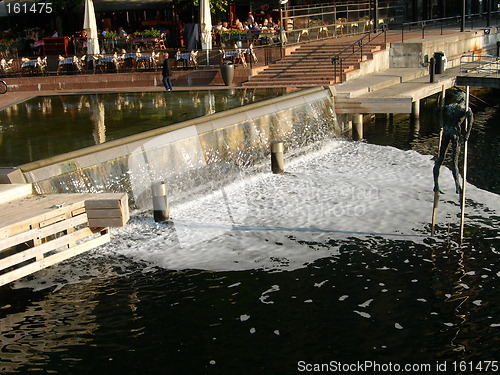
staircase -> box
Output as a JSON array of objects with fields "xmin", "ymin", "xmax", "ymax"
[{"xmin": 243, "ymin": 36, "xmax": 387, "ymax": 87}]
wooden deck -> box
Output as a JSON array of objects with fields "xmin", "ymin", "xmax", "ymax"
[{"xmin": 0, "ymin": 184, "xmax": 129, "ymax": 287}]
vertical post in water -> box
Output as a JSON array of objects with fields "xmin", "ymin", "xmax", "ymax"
[
  {"xmin": 271, "ymin": 140, "xmax": 285, "ymax": 174},
  {"xmin": 411, "ymin": 99, "xmax": 420, "ymax": 119},
  {"xmin": 152, "ymin": 181, "xmax": 169, "ymax": 222},
  {"xmin": 431, "ymin": 86, "xmax": 446, "ymax": 236},
  {"xmin": 459, "ymin": 86, "xmax": 470, "ymax": 246},
  {"xmin": 352, "ymin": 114, "xmax": 363, "ymax": 141}
]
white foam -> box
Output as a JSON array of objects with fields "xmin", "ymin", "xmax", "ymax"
[
  {"xmin": 14, "ymin": 139, "xmax": 498, "ymax": 291},
  {"xmin": 104, "ymin": 139, "xmax": 499, "ymax": 272}
]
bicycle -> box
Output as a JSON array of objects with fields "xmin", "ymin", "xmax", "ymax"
[{"xmin": 0, "ymin": 80, "xmax": 7, "ymax": 94}]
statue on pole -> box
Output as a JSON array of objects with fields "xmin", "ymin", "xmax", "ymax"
[{"xmin": 433, "ymin": 89, "xmax": 473, "ymax": 195}]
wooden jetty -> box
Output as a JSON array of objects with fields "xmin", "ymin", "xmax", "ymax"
[{"xmin": 0, "ymin": 184, "xmax": 129, "ymax": 287}]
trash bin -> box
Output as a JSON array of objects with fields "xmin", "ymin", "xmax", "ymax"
[
  {"xmin": 434, "ymin": 51, "xmax": 445, "ymax": 74},
  {"xmin": 221, "ymin": 60, "xmax": 234, "ymax": 86}
]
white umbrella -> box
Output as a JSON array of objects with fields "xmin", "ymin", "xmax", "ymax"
[
  {"xmin": 200, "ymin": 0, "xmax": 212, "ymax": 65},
  {"xmin": 83, "ymin": 0, "xmax": 100, "ymax": 56}
]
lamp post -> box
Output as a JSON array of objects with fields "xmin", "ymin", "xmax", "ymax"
[
  {"xmin": 279, "ymin": 0, "xmax": 288, "ymax": 48},
  {"xmin": 461, "ymin": 0, "xmax": 466, "ymax": 32}
]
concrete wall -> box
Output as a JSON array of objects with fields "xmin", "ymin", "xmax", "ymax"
[
  {"xmin": 345, "ymin": 49, "xmax": 391, "ymax": 81},
  {"xmin": 390, "ymin": 27, "xmax": 500, "ymax": 68},
  {"xmin": 2, "ymin": 68, "xmax": 259, "ymax": 92}
]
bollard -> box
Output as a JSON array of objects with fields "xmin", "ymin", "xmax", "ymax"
[
  {"xmin": 152, "ymin": 181, "xmax": 169, "ymax": 222},
  {"xmin": 497, "ymin": 41, "xmax": 500, "ymax": 57},
  {"xmin": 352, "ymin": 113, "xmax": 363, "ymax": 141},
  {"xmin": 270, "ymin": 140, "xmax": 285, "ymax": 174},
  {"xmin": 429, "ymin": 57, "xmax": 435, "ymax": 83}
]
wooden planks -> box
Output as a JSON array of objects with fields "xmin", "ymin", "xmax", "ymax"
[
  {"xmin": 0, "ymin": 190, "xmax": 129, "ymax": 287},
  {"xmin": 0, "ymin": 231, "xmax": 110, "ymax": 287},
  {"xmin": 85, "ymin": 193, "xmax": 130, "ymax": 228}
]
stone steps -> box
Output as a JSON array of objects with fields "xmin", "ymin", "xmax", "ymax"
[{"xmin": 243, "ymin": 37, "xmax": 386, "ymax": 87}]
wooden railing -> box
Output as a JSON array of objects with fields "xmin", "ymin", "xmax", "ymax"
[{"xmin": 0, "ymin": 186, "xmax": 129, "ymax": 287}]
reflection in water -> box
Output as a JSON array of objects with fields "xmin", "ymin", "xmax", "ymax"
[
  {"xmin": 92, "ymin": 100, "xmax": 106, "ymax": 145},
  {"xmin": 0, "ymin": 88, "xmax": 294, "ymax": 166},
  {"xmin": 0, "ymin": 284, "xmax": 99, "ymax": 373}
]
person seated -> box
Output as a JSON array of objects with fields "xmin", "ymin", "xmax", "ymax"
[
  {"xmin": 235, "ymin": 19, "xmax": 244, "ymax": 31},
  {"xmin": 117, "ymin": 27, "xmax": 127, "ymax": 37}
]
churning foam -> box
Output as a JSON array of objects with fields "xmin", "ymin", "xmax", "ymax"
[
  {"xmin": 103, "ymin": 139, "xmax": 499, "ymax": 272},
  {"xmin": 12, "ymin": 139, "xmax": 499, "ymax": 290}
]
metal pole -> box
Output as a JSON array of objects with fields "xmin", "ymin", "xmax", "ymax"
[
  {"xmin": 431, "ymin": 86, "xmax": 446, "ymax": 236},
  {"xmin": 461, "ymin": 0, "xmax": 466, "ymax": 32},
  {"xmin": 459, "ymin": 86, "xmax": 470, "ymax": 246},
  {"xmin": 487, "ymin": 0, "xmax": 491, "ymax": 27}
]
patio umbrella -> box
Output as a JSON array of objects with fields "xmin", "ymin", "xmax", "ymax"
[
  {"xmin": 83, "ymin": 0, "xmax": 100, "ymax": 55},
  {"xmin": 200, "ymin": 0, "xmax": 212, "ymax": 65}
]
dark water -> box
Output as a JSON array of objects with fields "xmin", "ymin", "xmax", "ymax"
[
  {"xmin": 0, "ymin": 89, "xmax": 499, "ymax": 375},
  {"xmin": 0, "ymin": 88, "xmax": 293, "ymax": 167}
]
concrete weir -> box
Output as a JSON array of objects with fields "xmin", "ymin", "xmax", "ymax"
[{"xmin": 17, "ymin": 87, "xmax": 344, "ymax": 209}]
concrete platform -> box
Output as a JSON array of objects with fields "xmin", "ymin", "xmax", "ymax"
[{"xmin": 333, "ymin": 66, "xmax": 458, "ymax": 113}]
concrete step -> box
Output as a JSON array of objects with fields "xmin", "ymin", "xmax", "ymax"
[
  {"xmin": 245, "ymin": 36, "xmax": 385, "ymax": 86},
  {"xmin": 268, "ymin": 60, "xmax": 360, "ymax": 68},
  {"xmin": 294, "ymin": 46, "xmax": 382, "ymax": 54},
  {"xmin": 242, "ymin": 80, "xmax": 334, "ymax": 87}
]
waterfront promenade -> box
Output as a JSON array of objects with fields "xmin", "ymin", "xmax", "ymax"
[{"xmin": 1, "ymin": 25, "xmax": 498, "ymax": 112}]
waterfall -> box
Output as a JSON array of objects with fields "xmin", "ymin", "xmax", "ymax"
[{"xmin": 23, "ymin": 87, "xmax": 344, "ymax": 210}]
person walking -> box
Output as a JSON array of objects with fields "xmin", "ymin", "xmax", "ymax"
[{"xmin": 162, "ymin": 53, "xmax": 173, "ymax": 91}]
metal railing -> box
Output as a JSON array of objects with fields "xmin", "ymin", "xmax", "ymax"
[
  {"xmin": 283, "ymin": 0, "xmax": 402, "ymax": 29},
  {"xmin": 400, "ymin": 12, "xmax": 500, "ymax": 42},
  {"xmin": 460, "ymin": 53, "xmax": 500, "ymax": 76},
  {"xmin": 331, "ymin": 25, "xmax": 387, "ymax": 83}
]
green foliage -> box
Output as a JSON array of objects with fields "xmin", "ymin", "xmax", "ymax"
[
  {"xmin": 143, "ymin": 29, "xmax": 162, "ymax": 38},
  {"xmin": 0, "ymin": 40, "xmax": 16, "ymax": 47},
  {"xmin": 220, "ymin": 29, "xmax": 247, "ymax": 36},
  {"xmin": 132, "ymin": 29, "xmax": 162, "ymax": 38},
  {"xmin": 104, "ymin": 31, "xmax": 117, "ymax": 39}
]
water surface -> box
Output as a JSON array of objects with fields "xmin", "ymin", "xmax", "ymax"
[
  {"xmin": 0, "ymin": 87, "xmax": 498, "ymax": 375},
  {"xmin": 0, "ymin": 88, "xmax": 293, "ymax": 166}
]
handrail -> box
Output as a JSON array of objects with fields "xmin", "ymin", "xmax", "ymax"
[
  {"xmin": 400, "ymin": 12, "xmax": 500, "ymax": 42},
  {"xmin": 331, "ymin": 25, "xmax": 387, "ymax": 84},
  {"xmin": 460, "ymin": 53, "xmax": 500, "ymax": 75}
]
